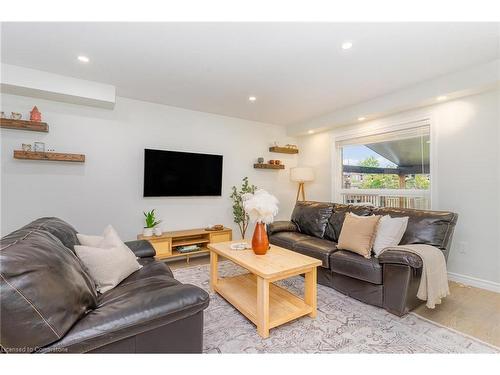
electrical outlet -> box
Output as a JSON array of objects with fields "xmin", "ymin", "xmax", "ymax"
[{"xmin": 456, "ymin": 241, "xmax": 467, "ymax": 254}]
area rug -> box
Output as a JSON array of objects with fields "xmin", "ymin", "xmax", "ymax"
[{"xmin": 173, "ymin": 262, "xmax": 498, "ymax": 353}]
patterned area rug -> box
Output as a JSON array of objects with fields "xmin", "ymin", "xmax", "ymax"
[{"xmin": 174, "ymin": 262, "xmax": 498, "ymax": 353}]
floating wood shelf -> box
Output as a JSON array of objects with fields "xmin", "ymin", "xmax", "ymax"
[
  {"xmin": 1, "ymin": 118, "xmax": 49, "ymax": 132},
  {"xmin": 269, "ymin": 146, "xmax": 298, "ymax": 154},
  {"xmin": 14, "ymin": 150, "xmax": 85, "ymax": 163},
  {"xmin": 254, "ymin": 163, "xmax": 285, "ymax": 170}
]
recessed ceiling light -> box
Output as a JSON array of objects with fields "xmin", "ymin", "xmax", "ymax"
[
  {"xmin": 77, "ymin": 55, "xmax": 90, "ymax": 63},
  {"xmin": 341, "ymin": 41, "xmax": 353, "ymax": 50},
  {"xmin": 308, "ymin": 130, "xmax": 314, "ymax": 134},
  {"xmin": 248, "ymin": 96, "xmax": 257, "ymax": 102},
  {"xmin": 437, "ymin": 95, "xmax": 447, "ymax": 101},
  {"xmin": 358, "ymin": 116, "xmax": 366, "ymax": 121}
]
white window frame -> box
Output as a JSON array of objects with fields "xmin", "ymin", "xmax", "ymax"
[{"xmin": 331, "ymin": 114, "xmax": 437, "ymax": 209}]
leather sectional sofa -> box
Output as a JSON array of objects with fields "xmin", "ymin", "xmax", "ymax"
[
  {"xmin": 0, "ymin": 217, "xmax": 209, "ymax": 353},
  {"xmin": 268, "ymin": 201, "xmax": 458, "ymax": 316}
]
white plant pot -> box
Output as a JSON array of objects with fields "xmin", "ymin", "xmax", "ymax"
[
  {"xmin": 143, "ymin": 228, "xmax": 154, "ymax": 237},
  {"xmin": 153, "ymin": 227, "xmax": 163, "ymax": 236}
]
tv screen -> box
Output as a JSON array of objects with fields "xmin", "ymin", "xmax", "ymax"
[{"xmin": 143, "ymin": 149, "xmax": 223, "ymax": 197}]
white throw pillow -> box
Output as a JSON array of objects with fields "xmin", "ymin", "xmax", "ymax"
[
  {"xmin": 372, "ymin": 215, "xmax": 409, "ymax": 256},
  {"xmin": 77, "ymin": 233, "xmax": 103, "ymax": 247},
  {"xmin": 77, "ymin": 225, "xmax": 139, "ymax": 259},
  {"xmin": 75, "ymin": 225, "xmax": 142, "ymax": 293},
  {"xmin": 74, "ymin": 245, "xmax": 141, "ymax": 293}
]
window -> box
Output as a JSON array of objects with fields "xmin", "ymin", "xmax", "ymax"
[{"xmin": 336, "ymin": 124, "xmax": 430, "ymax": 209}]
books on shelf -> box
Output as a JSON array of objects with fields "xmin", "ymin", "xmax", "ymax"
[{"xmin": 176, "ymin": 245, "xmax": 201, "ymax": 253}]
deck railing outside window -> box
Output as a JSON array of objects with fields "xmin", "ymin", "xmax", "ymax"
[{"xmin": 341, "ymin": 190, "xmax": 430, "ymax": 209}]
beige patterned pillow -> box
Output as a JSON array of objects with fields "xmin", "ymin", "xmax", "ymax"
[{"xmin": 337, "ymin": 213, "xmax": 381, "ymax": 258}]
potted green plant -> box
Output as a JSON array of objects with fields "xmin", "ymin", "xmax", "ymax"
[
  {"xmin": 143, "ymin": 209, "xmax": 161, "ymax": 237},
  {"xmin": 230, "ymin": 177, "xmax": 257, "ymax": 239}
]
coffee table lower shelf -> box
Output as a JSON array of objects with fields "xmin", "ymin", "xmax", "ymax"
[{"xmin": 214, "ymin": 273, "xmax": 313, "ymax": 330}]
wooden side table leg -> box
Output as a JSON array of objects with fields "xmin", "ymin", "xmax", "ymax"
[
  {"xmin": 304, "ymin": 267, "xmax": 317, "ymax": 318},
  {"xmin": 256, "ymin": 276, "xmax": 270, "ymax": 338},
  {"xmin": 209, "ymin": 251, "xmax": 218, "ymax": 292}
]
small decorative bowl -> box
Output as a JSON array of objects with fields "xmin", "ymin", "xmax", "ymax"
[{"xmin": 22, "ymin": 143, "xmax": 32, "ymax": 151}]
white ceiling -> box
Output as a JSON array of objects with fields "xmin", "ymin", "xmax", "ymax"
[{"xmin": 1, "ymin": 22, "xmax": 499, "ymax": 125}]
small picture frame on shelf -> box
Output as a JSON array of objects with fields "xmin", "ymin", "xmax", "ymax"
[
  {"xmin": 34, "ymin": 142, "xmax": 45, "ymax": 152},
  {"xmin": 22, "ymin": 143, "xmax": 32, "ymax": 151}
]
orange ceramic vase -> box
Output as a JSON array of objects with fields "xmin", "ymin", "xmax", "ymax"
[{"xmin": 252, "ymin": 222, "xmax": 269, "ymax": 255}]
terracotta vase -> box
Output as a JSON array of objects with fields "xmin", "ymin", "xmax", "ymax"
[{"xmin": 252, "ymin": 222, "xmax": 269, "ymax": 255}]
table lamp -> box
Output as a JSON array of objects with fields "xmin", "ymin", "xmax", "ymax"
[{"xmin": 290, "ymin": 167, "xmax": 314, "ymax": 201}]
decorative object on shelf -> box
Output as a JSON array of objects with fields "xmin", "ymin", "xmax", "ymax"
[
  {"xmin": 30, "ymin": 106, "xmax": 42, "ymax": 122},
  {"xmin": 253, "ymin": 163, "xmax": 285, "ymax": 170},
  {"xmin": 290, "ymin": 167, "xmax": 315, "ymax": 202},
  {"xmin": 143, "ymin": 209, "xmax": 161, "ymax": 237},
  {"xmin": 21, "ymin": 143, "xmax": 32, "ymax": 151},
  {"xmin": 269, "ymin": 159, "xmax": 275, "ymax": 164},
  {"xmin": 33, "ymin": 142, "xmax": 45, "ymax": 152},
  {"xmin": 153, "ymin": 227, "xmax": 163, "ymax": 236},
  {"xmin": 274, "ymin": 160, "xmax": 281, "ymax": 165},
  {"xmin": 257, "ymin": 157, "xmax": 264, "ymax": 164},
  {"xmin": 11, "ymin": 112, "xmax": 22, "ymax": 120},
  {"xmin": 0, "ymin": 111, "xmax": 5, "ymax": 118},
  {"xmin": 242, "ymin": 189, "xmax": 279, "ymax": 255},
  {"xmin": 229, "ymin": 242, "xmax": 251, "ymax": 250},
  {"xmin": 230, "ymin": 177, "xmax": 257, "ymax": 239},
  {"xmin": 285, "ymin": 144, "xmax": 298, "ymax": 149},
  {"xmin": 205, "ymin": 224, "xmax": 224, "ymax": 231}
]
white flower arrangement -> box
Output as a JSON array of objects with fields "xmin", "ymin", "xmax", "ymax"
[{"xmin": 242, "ymin": 189, "xmax": 279, "ymax": 224}]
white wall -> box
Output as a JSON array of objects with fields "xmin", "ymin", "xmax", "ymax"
[
  {"xmin": 1, "ymin": 94, "xmax": 298, "ymax": 240},
  {"xmin": 297, "ymin": 89, "xmax": 500, "ymax": 286}
]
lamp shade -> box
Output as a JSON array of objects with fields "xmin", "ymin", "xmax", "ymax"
[{"xmin": 290, "ymin": 167, "xmax": 314, "ymax": 182}]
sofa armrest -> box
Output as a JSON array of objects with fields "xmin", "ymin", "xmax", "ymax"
[
  {"xmin": 267, "ymin": 221, "xmax": 298, "ymax": 236},
  {"xmin": 125, "ymin": 240, "xmax": 156, "ymax": 258},
  {"xmin": 378, "ymin": 249, "xmax": 423, "ymax": 268}
]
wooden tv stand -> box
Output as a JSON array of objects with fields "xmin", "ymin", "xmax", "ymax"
[{"xmin": 137, "ymin": 227, "xmax": 232, "ymax": 263}]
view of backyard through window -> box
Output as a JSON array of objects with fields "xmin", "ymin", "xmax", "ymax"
[{"xmin": 338, "ymin": 126, "xmax": 431, "ymax": 209}]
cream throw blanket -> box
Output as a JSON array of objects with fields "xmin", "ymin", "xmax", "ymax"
[{"xmin": 380, "ymin": 244, "xmax": 450, "ymax": 308}]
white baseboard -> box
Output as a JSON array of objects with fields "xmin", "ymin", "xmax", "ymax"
[{"xmin": 448, "ymin": 272, "xmax": 500, "ymax": 293}]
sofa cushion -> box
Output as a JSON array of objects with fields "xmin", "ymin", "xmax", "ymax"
[
  {"xmin": 291, "ymin": 201, "xmax": 334, "ymax": 238},
  {"xmin": 21, "ymin": 217, "xmax": 80, "ymax": 252},
  {"xmin": 372, "ymin": 207, "xmax": 458, "ymax": 254},
  {"xmin": 38, "ymin": 271, "xmax": 209, "ymax": 353},
  {"xmin": 330, "ymin": 250, "xmax": 383, "ymax": 284},
  {"xmin": 292, "ymin": 238, "xmax": 337, "ymax": 268},
  {"xmin": 267, "ymin": 221, "xmax": 298, "ymax": 236},
  {"xmin": 324, "ymin": 204, "xmax": 374, "ymax": 242},
  {"xmin": 337, "ymin": 213, "xmax": 381, "ymax": 258},
  {"xmin": 269, "ymin": 232, "xmax": 314, "ymax": 250},
  {"xmin": 0, "ymin": 229, "xmax": 98, "ymax": 353}
]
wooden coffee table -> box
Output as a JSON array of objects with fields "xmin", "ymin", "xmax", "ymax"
[{"xmin": 207, "ymin": 240, "xmax": 322, "ymax": 338}]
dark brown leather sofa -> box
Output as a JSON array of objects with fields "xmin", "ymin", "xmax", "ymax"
[
  {"xmin": 0, "ymin": 217, "xmax": 209, "ymax": 353},
  {"xmin": 268, "ymin": 201, "xmax": 458, "ymax": 316}
]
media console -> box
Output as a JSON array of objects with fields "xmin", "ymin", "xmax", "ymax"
[{"xmin": 137, "ymin": 227, "xmax": 232, "ymax": 263}]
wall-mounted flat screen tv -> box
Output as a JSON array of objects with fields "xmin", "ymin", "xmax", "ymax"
[{"xmin": 143, "ymin": 149, "xmax": 223, "ymax": 197}]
